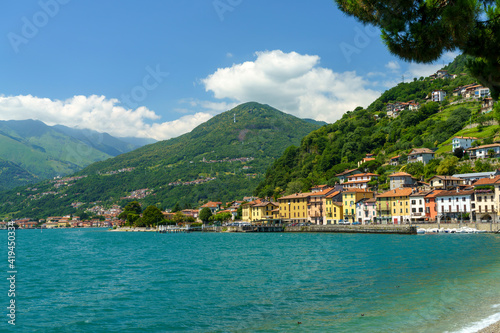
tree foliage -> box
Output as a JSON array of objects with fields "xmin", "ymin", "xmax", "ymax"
[
  {"xmin": 141, "ymin": 205, "xmax": 165, "ymax": 226},
  {"xmin": 335, "ymin": 0, "xmax": 500, "ymax": 99},
  {"xmin": 199, "ymin": 207, "xmax": 213, "ymax": 223}
]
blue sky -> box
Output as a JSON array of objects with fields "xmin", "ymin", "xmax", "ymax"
[{"xmin": 0, "ymin": 0, "xmax": 457, "ymax": 140}]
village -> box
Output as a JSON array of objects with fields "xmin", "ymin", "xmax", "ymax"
[
  {"xmin": 4, "ymin": 71, "xmax": 500, "ymax": 231},
  {"xmin": 6, "ymin": 139, "xmax": 500, "ymax": 231}
]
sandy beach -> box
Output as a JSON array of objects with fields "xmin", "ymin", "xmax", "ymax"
[{"xmin": 477, "ymin": 320, "xmax": 500, "ymax": 332}]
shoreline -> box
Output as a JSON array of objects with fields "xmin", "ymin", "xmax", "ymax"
[{"xmin": 477, "ymin": 319, "xmax": 500, "ymax": 333}]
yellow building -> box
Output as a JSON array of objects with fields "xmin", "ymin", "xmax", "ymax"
[
  {"xmin": 250, "ymin": 201, "xmax": 279, "ymax": 222},
  {"xmin": 278, "ymin": 192, "xmax": 310, "ymax": 223},
  {"xmin": 342, "ymin": 189, "xmax": 374, "ymax": 223},
  {"xmin": 376, "ymin": 188, "xmax": 413, "ymax": 224},
  {"xmin": 324, "ymin": 199, "xmax": 343, "ymax": 224},
  {"xmin": 241, "ymin": 199, "xmax": 279, "ymax": 222}
]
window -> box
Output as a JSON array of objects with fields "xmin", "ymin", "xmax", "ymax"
[
  {"xmin": 411, "ymin": 200, "xmax": 416, "ymax": 205},
  {"xmin": 462, "ymin": 197, "xmax": 466, "ymax": 201},
  {"xmin": 393, "ymin": 209, "xmax": 396, "ymax": 214},
  {"xmin": 419, "ymin": 207, "xmax": 423, "ymax": 213},
  {"xmin": 412, "ymin": 208, "xmax": 416, "ymax": 213},
  {"xmin": 449, "ymin": 198, "xmax": 451, "ymax": 202}
]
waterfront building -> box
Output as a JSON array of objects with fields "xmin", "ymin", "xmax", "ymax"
[
  {"xmin": 376, "ymin": 188, "xmax": 413, "ymax": 224},
  {"xmin": 472, "ymin": 175, "xmax": 500, "ymax": 223},
  {"xmin": 278, "ymin": 192, "xmax": 310, "ymax": 224},
  {"xmin": 324, "ymin": 195, "xmax": 343, "ymax": 225},
  {"xmin": 342, "ymin": 188, "xmax": 374, "ymax": 223},
  {"xmin": 308, "ymin": 187, "xmax": 339, "ymax": 225},
  {"xmin": 434, "ymin": 189, "xmax": 474, "ymax": 223},
  {"xmin": 355, "ymin": 197, "xmax": 377, "ymax": 224}
]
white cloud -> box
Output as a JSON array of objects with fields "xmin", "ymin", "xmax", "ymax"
[
  {"xmin": 0, "ymin": 94, "xmax": 211, "ymax": 141},
  {"xmin": 404, "ymin": 51, "xmax": 460, "ymax": 79},
  {"xmin": 202, "ymin": 50, "xmax": 381, "ymax": 122},
  {"xmin": 385, "ymin": 61, "xmax": 400, "ymax": 72}
]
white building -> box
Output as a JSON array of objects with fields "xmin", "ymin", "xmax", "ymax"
[
  {"xmin": 410, "ymin": 191, "xmax": 430, "ymax": 222},
  {"xmin": 432, "ymin": 90, "xmax": 447, "ymax": 102},
  {"xmin": 434, "ymin": 189, "xmax": 474, "ymax": 222},
  {"xmin": 467, "ymin": 144, "xmax": 500, "ymax": 159},
  {"xmin": 452, "ymin": 136, "xmax": 477, "ymax": 150},
  {"xmin": 355, "ymin": 198, "xmax": 377, "ymax": 224},
  {"xmin": 407, "ymin": 148, "xmax": 435, "ymax": 165},
  {"xmin": 475, "ymin": 87, "xmax": 491, "ymax": 99},
  {"xmin": 342, "ymin": 173, "xmax": 378, "ymax": 190}
]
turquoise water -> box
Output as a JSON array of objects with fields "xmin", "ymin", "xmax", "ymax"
[{"xmin": 1, "ymin": 229, "xmax": 500, "ymax": 332}]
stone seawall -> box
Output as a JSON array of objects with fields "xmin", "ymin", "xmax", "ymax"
[
  {"xmin": 414, "ymin": 222, "xmax": 500, "ymax": 232},
  {"xmin": 285, "ymin": 225, "xmax": 416, "ymax": 234}
]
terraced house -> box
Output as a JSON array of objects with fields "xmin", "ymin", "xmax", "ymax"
[
  {"xmin": 472, "ymin": 175, "xmax": 500, "ymax": 223},
  {"xmin": 435, "ymin": 188, "xmax": 474, "ymax": 222},
  {"xmin": 278, "ymin": 192, "xmax": 310, "ymax": 224},
  {"xmin": 376, "ymin": 188, "xmax": 413, "ymax": 224},
  {"xmin": 342, "ymin": 188, "xmax": 374, "ymax": 223},
  {"xmin": 308, "ymin": 186, "xmax": 339, "ymax": 225}
]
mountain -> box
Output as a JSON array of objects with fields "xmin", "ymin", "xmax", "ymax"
[
  {"xmin": 51, "ymin": 125, "xmax": 141, "ymax": 156},
  {"xmin": 0, "ymin": 159, "xmax": 38, "ymax": 191},
  {"xmin": 0, "ymin": 120, "xmax": 146, "ymax": 190},
  {"xmin": 0, "ymin": 102, "xmax": 322, "ymax": 219}
]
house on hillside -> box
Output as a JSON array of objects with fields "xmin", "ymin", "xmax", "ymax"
[
  {"xmin": 436, "ymin": 70, "xmax": 453, "ymax": 79},
  {"xmin": 428, "ymin": 175, "xmax": 464, "ymax": 189},
  {"xmin": 200, "ymin": 201, "xmax": 222, "ymax": 214},
  {"xmin": 342, "ymin": 173, "xmax": 378, "ymax": 190},
  {"xmin": 389, "ymin": 155, "xmax": 400, "ymax": 166},
  {"xmin": 407, "ymin": 148, "xmax": 435, "ymax": 165},
  {"xmin": 432, "ymin": 90, "xmax": 447, "ymax": 102},
  {"xmin": 481, "ymin": 97, "xmax": 494, "ymax": 113},
  {"xmin": 453, "ymin": 170, "xmax": 500, "ymax": 185},
  {"xmin": 389, "ymin": 172, "xmax": 416, "ymax": 190},
  {"xmin": 452, "ymin": 136, "xmax": 477, "ymax": 150},
  {"xmin": 335, "ymin": 169, "xmax": 361, "ymax": 184},
  {"xmin": 475, "ymin": 87, "xmax": 491, "ymax": 99},
  {"xmin": 467, "ymin": 144, "xmax": 500, "ymax": 159}
]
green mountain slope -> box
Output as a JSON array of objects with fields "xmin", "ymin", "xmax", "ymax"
[
  {"xmin": 0, "ymin": 159, "xmax": 38, "ymax": 191},
  {"xmin": 0, "ymin": 102, "xmax": 321, "ymax": 219},
  {"xmin": 0, "ymin": 120, "xmax": 148, "ymax": 190}
]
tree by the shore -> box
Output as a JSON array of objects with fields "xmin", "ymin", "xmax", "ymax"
[{"xmin": 199, "ymin": 207, "xmax": 213, "ymax": 224}]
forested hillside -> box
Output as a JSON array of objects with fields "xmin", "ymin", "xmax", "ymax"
[{"xmin": 0, "ymin": 103, "xmax": 321, "ymax": 219}]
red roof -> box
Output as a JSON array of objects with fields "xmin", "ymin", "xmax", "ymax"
[{"xmin": 377, "ymin": 188, "xmax": 414, "ymax": 198}]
